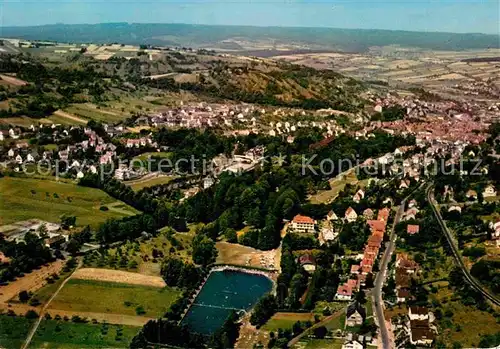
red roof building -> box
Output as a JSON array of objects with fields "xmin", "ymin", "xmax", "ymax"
[
  {"xmin": 378, "ymin": 208, "xmax": 391, "ymax": 222},
  {"xmin": 407, "ymin": 224, "xmax": 420, "ymax": 235}
]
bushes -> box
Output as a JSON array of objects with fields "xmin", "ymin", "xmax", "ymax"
[{"xmin": 249, "ymin": 294, "xmax": 278, "ymax": 327}]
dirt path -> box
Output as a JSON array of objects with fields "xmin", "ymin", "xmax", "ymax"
[
  {"xmin": 21, "ymin": 259, "xmax": 83, "ymax": 349},
  {"xmin": 287, "ymin": 308, "xmax": 345, "ymax": 347},
  {"xmin": 0, "ymin": 260, "xmax": 65, "ymax": 303},
  {"xmin": 53, "ymin": 110, "xmax": 87, "ymax": 124}
]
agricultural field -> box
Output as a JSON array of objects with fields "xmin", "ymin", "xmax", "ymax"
[
  {"xmin": 30, "ymin": 319, "xmax": 140, "ymax": 349},
  {"xmin": 0, "ymin": 314, "xmax": 34, "ymax": 349},
  {"xmin": 0, "ymin": 177, "xmax": 139, "ymax": 227},
  {"xmin": 84, "ymin": 230, "xmax": 193, "ymax": 276},
  {"xmin": 64, "ymin": 103, "xmax": 127, "ymax": 124},
  {"xmin": 48, "ymin": 278, "xmax": 181, "ymax": 318},
  {"xmin": 0, "ymin": 259, "xmax": 65, "ymax": 303}
]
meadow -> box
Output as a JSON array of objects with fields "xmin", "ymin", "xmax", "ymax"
[
  {"xmin": 31, "ymin": 319, "xmax": 140, "ymax": 349},
  {"xmin": 262, "ymin": 312, "xmax": 314, "ymax": 332},
  {"xmin": 126, "ymin": 175, "xmax": 175, "ymax": 192},
  {"xmin": 48, "ymin": 279, "xmax": 181, "ymax": 317},
  {"xmin": 0, "ymin": 315, "xmax": 34, "ymax": 349},
  {"xmin": 0, "ymin": 177, "xmax": 139, "ymax": 227}
]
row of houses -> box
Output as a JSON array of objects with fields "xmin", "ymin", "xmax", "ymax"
[{"xmin": 335, "ymin": 208, "xmax": 391, "ymax": 301}]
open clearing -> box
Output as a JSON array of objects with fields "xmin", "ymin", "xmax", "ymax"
[
  {"xmin": 308, "ymin": 169, "xmax": 360, "ymax": 204},
  {"xmin": 0, "ymin": 177, "xmax": 139, "ymax": 227},
  {"xmin": 262, "ymin": 312, "xmax": 315, "ymax": 331},
  {"xmin": 0, "ymin": 74, "xmax": 28, "ymax": 86},
  {"xmin": 0, "ymin": 260, "xmax": 65, "ymax": 303},
  {"xmin": 72, "ymin": 268, "xmax": 166, "ymax": 287},
  {"xmin": 51, "ymin": 110, "xmax": 87, "ymax": 124},
  {"xmin": 216, "ymin": 242, "xmax": 279, "ymax": 270},
  {"xmin": 292, "ymin": 339, "xmax": 343, "ymax": 349},
  {"xmin": 125, "ymin": 175, "xmax": 175, "ymax": 192},
  {"xmin": 48, "ymin": 278, "xmax": 181, "ymax": 317}
]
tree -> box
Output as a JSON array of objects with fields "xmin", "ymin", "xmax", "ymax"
[
  {"xmin": 18, "ymin": 290, "xmax": 30, "ymax": 303},
  {"xmin": 192, "ymin": 235, "xmax": 217, "ymax": 266},
  {"xmin": 249, "ymin": 294, "xmax": 277, "ymax": 327},
  {"xmin": 60, "ymin": 214, "xmax": 76, "ymax": 229},
  {"xmin": 313, "ymin": 326, "xmax": 327, "ymax": 339}
]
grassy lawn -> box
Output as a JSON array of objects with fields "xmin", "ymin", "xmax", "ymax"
[
  {"xmin": 293, "ymin": 338, "xmax": 343, "ymax": 349},
  {"xmin": 31, "ymin": 319, "xmax": 139, "ymax": 348},
  {"xmin": 309, "ymin": 170, "xmax": 359, "ymax": 204},
  {"xmin": 0, "ymin": 177, "xmax": 139, "ymax": 227},
  {"xmin": 49, "ymin": 279, "xmax": 181, "ymax": 317},
  {"xmin": 131, "ymin": 152, "xmax": 172, "ymax": 163},
  {"xmin": 324, "ymin": 313, "xmax": 346, "ymax": 331},
  {"xmin": 0, "ymin": 315, "xmax": 35, "ymax": 349},
  {"xmin": 126, "ymin": 176, "xmax": 175, "ymax": 192},
  {"xmin": 262, "ymin": 312, "xmax": 314, "ymax": 331}
]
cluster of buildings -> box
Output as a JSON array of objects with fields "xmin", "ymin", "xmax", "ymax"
[
  {"xmin": 391, "ymin": 305, "xmax": 436, "ymax": 347},
  {"xmin": 0, "ymin": 219, "xmax": 69, "ymax": 249},
  {"xmin": 141, "ymin": 102, "xmax": 265, "ymax": 129},
  {"xmin": 335, "ymin": 208, "xmax": 391, "ymax": 301}
]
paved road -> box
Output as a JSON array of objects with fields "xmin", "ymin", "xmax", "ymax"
[
  {"xmin": 426, "ymin": 184, "xmax": 500, "ymax": 307},
  {"xmin": 372, "ymin": 202, "xmax": 405, "ymax": 349},
  {"xmin": 21, "ymin": 258, "xmax": 83, "ymax": 349}
]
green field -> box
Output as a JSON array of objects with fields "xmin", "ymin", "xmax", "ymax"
[
  {"xmin": 64, "ymin": 103, "xmax": 127, "ymax": 123},
  {"xmin": 293, "ymin": 338, "xmax": 343, "ymax": 349},
  {"xmin": 31, "ymin": 319, "xmax": 139, "ymax": 349},
  {"xmin": 262, "ymin": 312, "xmax": 314, "ymax": 332},
  {"xmin": 126, "ymin": 176, "xmax": 175, "ymax": 192},
  {"xmin": 0, "ymin": 315, "xmax": 35, "ymax": 349},
  {"xmin": 0, "ymin": 177, "xmax": 139, "ymax": 227},
  {"xmin": 49, "ymin": 279, "xmax": 181, "ymax": 317}
]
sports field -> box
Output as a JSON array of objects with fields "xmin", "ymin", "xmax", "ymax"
[
  {"xmin": 0, "ymin": 177, "xmax": 139, "ymax": 227},
  {"xmin": 48, "ymin": 279, "xmax": 181, "ymax": 317},
  {"xmin": 262, "ymin": 312, "xmax": 315, "ymax": 331}
]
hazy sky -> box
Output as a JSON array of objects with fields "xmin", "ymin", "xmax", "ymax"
[{"xmin": 0, "ymin": 0, "xmax": 499, "ymax": 34}]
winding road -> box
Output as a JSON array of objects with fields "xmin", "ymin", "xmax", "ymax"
[{"xmin": 426, "ymin": 184, "xmax": 500, "ymax": 306}]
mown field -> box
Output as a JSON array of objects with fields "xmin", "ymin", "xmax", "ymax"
[
  {"xmin": 30, "ymin": 319, "xmax": 139, "ymax": 349},
  {"xmin": 48, "ymin": 279, "xmax": 181, "ymax": 317},
  {"xmin": 0, "ymin": 177, "xmax": 139, "ymax": 227},
  {"xmin": 262, "ymin": 312, "xmax": 315, "ymax": 332},
  {"xmin": 292, "ymin": 338, "xmax": 343, "ymax": 349}
]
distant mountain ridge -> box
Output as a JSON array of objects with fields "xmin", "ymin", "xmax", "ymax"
[{"xmin": 0, "ymin": 22, "xmax": 498, "ymax": 52}]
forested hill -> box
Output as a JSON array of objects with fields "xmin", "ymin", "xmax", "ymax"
[{"xmin": 1, "ymin": 23, "xmax": 499, "ymax": 52}]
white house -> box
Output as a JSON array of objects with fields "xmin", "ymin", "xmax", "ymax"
[
  {"xmin": 345, "ymin": 302, "xmax": 366, "ymax": 327},
  {"xmin": 290, "ymin": 214, "xmax": 315, "ymax": 233},
  {"xmin": 15, "ymin": 154, "xmax": 23, "ymax": 164},
  {"xmin": 7, "ymin": 148, "xmax": 15, "ymax": 157},
  {"xmin": 342, "ymin": 334, "xmax": 364, "ymax": 349},
  {"xmin": 76, "ymin": 171, "xmax": 84, "ymax": 179},
  {"xmin": 483, "ymin": 184, "xmax": 497, "ymax": 198},
  {"xmin": 345, "ymin": 207, "xmax": 358, "ymax": 223},
  {"xmin": 335, "ymin": 284, "xmax": 353, "ymax": 301},
  {"xmin": 353, "ymin": 189, "xmax": 365, "ymax": 203},
  {"xmin": 326, "ymin": 210, "xmax": 339, "ymax": 221}
]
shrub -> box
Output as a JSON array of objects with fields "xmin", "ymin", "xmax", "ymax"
[
  {"xmin": 25, "ymin": 310, "xmax": 39, "ymax": 319},
  {"xmin": 18, "ymin": 290, "xmax": 30, "ymax": 303},
  {"xmin": 135, "ymin": 306, "xmax": 146, "ymax": 315},
  {"xmin": 100, "ymin": 206, "xmax": 109, "ymax": 211}
]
